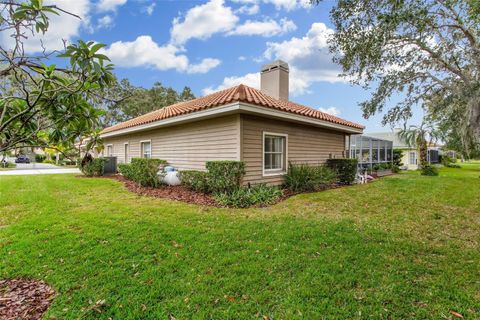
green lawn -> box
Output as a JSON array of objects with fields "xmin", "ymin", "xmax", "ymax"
[{"xmin": 1, "ymin": 163, "xmax": 479, "ymax": 319}]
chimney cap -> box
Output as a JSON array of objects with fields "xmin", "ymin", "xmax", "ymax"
[{"xmin": 261, "ymin": 60, "xmax": 289, "ymax": 73}]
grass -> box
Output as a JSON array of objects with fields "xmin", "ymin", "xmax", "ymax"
[{"xmin": 1, "ymin": 163, "xmax": 479, "ymax": 319}]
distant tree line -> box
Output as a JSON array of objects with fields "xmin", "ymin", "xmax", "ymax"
[{"xmin": 100, "ymin": 79, "xmax": 196, "ymax": 127}]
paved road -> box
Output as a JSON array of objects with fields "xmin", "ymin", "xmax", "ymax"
[
  {"xmin": 15, "ymin": 163, "xmax": 59, "ymax": 170},
  {"xmin": 0, "ymin": 163, "xmax": 80, "ymax": 176}
]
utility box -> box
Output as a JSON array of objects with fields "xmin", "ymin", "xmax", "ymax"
[{"xmin": 104, "ymin": 157, "xmax": 117, "ymax": 174}]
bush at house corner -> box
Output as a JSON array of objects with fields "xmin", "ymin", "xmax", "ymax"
[
  {"xmin": 80, "ymin": 158, "xmax": 108, "ymax": 177},
  {"xmin": 118, "ymin": 158, "xmax": 167, "ymax": 187},
  {"xmin": 326, "ymin": 158, "xmax": 358, "ymax": 184},
  {"xmin": 205, "ymin": 160, "xmax": 246, "ymax": 193}
]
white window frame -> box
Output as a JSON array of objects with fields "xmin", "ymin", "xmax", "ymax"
[
  {"xmin": 124, "ymin": 142, "xmax": 129, "ymax": 163},
  {"xmin": 140, "ymin": 140, "xmax": 152, "ymax": 159},
  {"xmin": 409, "ymin": 151, "xmax": 417, "ymax": 165},
  {"xmin": 106, "ymin": 144, "xmax": 113, "ymax": 157},
  {"xmin": 262, "ymin": 132, "xmax": 288, "ymax": 176}
]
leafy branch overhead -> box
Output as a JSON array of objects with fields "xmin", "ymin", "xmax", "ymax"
[
  {"xmin": 312, "ymin": 0, "xmax": 480, "ymax": 155},
  {"xmin": 0, "ymin": 0, "xmax": 114, "ymax": 156}
]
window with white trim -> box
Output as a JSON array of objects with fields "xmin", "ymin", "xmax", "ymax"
[
  {"xmin": 124, "ymin": 143, "xmax": 129, "ymax": 163},
  {"xmin": 141, "ymin": 141, "xmax": 151, "ymax": 159},
  {"xmin": 409, "ymin": 151, "xmax": 417, "ymax": 165},
  {"xmin": 106, "ymin": 145, "xmax": 113, "ymax": 157},
  {"xmin": 264, "ymin": 134, "xmax": 286, "ymax": 173}
]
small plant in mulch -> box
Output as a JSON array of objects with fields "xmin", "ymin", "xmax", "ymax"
[{"xmin": 0, "ymin": 279, "xmax": 55, "ymax": 320}]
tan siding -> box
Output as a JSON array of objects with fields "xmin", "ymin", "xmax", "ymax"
[
  {"xmin": 102, "ymin": 115, "xmax": 241, "ymax": 170},
  {"xmin": 241, "ymin": 114, "xmax": 347, "ymax": 185}
]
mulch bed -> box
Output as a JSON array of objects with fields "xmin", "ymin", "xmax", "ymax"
[
  {"xmin": 0, "ymin": 279, "xmax": 55, "ymax": 320},
  {"xmin": 101, "ymin": 175, "xmax": 361, "ymax": 208},
  {"xmin": 109, "ymin": 175, "xmax": 220, "ymax": 207}
]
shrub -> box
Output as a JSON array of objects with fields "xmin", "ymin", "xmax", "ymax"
[
  {"xmin": 372, "ymin": 163, "xmax": 393, "ymax": 171},
  {"xmin": 179, "ymin": 170, "xmax": 210, "ymax": 193},
  {"xmin": 118, "ymin": 163, "xmax": 136, "ymax": 180},
  {"xmin": 441, "ymin": 155, "xmax": 460, "ymax": 168},
  {"xmin": 43, "ymin": 159, "xmax": 56, "ymax": 165},
  {"xmin": 447, "ymin": 163, "xmax": 461, "ymax": 168},
  {"xmin": 1, "ymin": 161, "xmax": 15, "ymax": 168},
  {"xmin": 125, "ymin": 158, "xmax": 167, "ymax": 187},
  {"xmin": 421, "ymin": 165, "xmax": 439, "ymax": 176},
  {"xmin": 205, "ymin": 161, "xmax": 245, "ymax": 193},
  {"xmin": 326, "ymin": 158, "xmax": 358, "ymax": 184},
  {"xmin": 35, "ymin": 154, "xmax": 46, "ymax": 163},
  {"xmin": 391, "ymin": 164, "xmax": 401, "ymax": 173},
  {"xmin": 284, "ymin": 163, "xmax": 337, "ymax": 192},
  {"xmin": 80, "ymin": 158, "xmax": 107, "ymax": 177},
  {"xmin": 393, "ymin": 149, "xmax": 404, "ymax": 167},
  {"xmin": 214, "ymin": 184, "xmax": 283, "ymax": 208}
]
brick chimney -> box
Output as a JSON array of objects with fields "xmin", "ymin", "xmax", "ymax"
[{"xmin": 260, "ymin": 60, "xmax": 289, "ymax": 101}]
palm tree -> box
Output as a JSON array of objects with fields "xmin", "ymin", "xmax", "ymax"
[{"xmin": 398, "ymin": 122, "xmax": 440, "ymax": 168}]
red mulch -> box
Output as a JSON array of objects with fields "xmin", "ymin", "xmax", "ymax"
[
  {"xmin": 110, "ymin": 175, "xmax": 220, "ymax": 207},
  {"xmin": 103, "ymin": 175, "xmax": 354, "ymax": 208},
  {"xmin": 100, "ymin": 175, "xmax": 368, "ymax": 208},
  {"xmin": 0, "ymin": 279, "xmax": 55, "ymax": 320}
]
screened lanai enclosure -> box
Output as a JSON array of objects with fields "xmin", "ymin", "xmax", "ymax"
[{"xmin": 348, "ymin": 135, "xmax": 393, "ymax": 169}]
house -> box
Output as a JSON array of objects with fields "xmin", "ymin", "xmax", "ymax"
[
  {"xmin": 100, "ymin": 60, "xmax": 364, "ymax": 185},
  {"xmin": 368, "ymin": 130, "xmax": 440, "ymax": 170}
]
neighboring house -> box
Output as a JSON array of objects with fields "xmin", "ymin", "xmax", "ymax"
[
  {"xmin": 100, "ymin": 60, "xmax": 364, "ymax": 185},
  {"xmin": 368, "ymin": 130, "xmax": 440, "ymax": 170}
]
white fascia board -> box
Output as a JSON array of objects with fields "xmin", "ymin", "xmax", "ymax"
[{"xmin": 101, "ymin": 101, "xmax": 364, "ymax": 138}]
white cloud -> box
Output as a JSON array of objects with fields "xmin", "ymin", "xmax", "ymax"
[
  {"xmin": 97, "ymin": 0, "xmax": 127, "ymax": 12},
  {"xmin": 186, "ymin": 58, "xmax": 222, "ymax": 74},
  {"xmin": 236, "ymin": 4, "xmax": 260, "ymax": 15},
  {"xmin": 238, "ymin": 56, "xmax": 247, "ymax": 61},
  {"xmin": 203, "ymin": 72, "xmax": 260, "ymax": 95},
  {"xmin": 263, "ymin": 22, "xmax": 345, "ymax": 89},
  {"xmin": 232, "ymin": 0, "xmax": 310, "ymax": 11},
  {"xmin": 101, "ymin": 35, "xmax": 220, "ymax": 74},
  {"xmin": 145, "ymin": 2, "xmax": 156, "ymax": 16},
  {"xmin": 318, "ymin": 107, "xmax": 341, "ymax": 116},
  {"xmin": 227, "ymin": 18, "xmax": 296, "ymax": 37},
  {"xmin": 98, "ymin": 15, "xmax": 114, "ymax": 29},
  {"xmin": 171, "ymin": 0, "xmax": 238, "ymax": 45},
  {"xmin": 0, "ymin": 0, "xmax": 90, "ymax": 53},
  {"xmin": 265, "ymin": 0, "xmax": 310, "ymax": 10},
  {"xmin": 203, "ymin": 22, "xmax": 344, "ymax": 96}
]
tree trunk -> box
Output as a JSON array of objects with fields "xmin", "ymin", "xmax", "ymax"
[
  {"xmin": 417, "ymin": 137, "xmax": 428, "ymax": 168},
  {"xmin": 469, "ymin": 97, "xmax": 480, "ymax": 150}
]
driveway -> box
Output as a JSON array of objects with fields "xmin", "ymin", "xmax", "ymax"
[{"xmin": 0, "ymin": 163, "xmax": 80, "ymax": 176}]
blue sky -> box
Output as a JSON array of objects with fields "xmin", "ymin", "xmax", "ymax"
[{"xmin": 2, "ymin": 0, "xmax": 424, "ymax": 132}]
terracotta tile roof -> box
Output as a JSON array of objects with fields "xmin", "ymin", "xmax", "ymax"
[{"xmin": 102, "ymin": 84, "xmax": 364, "ymax": 134}]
